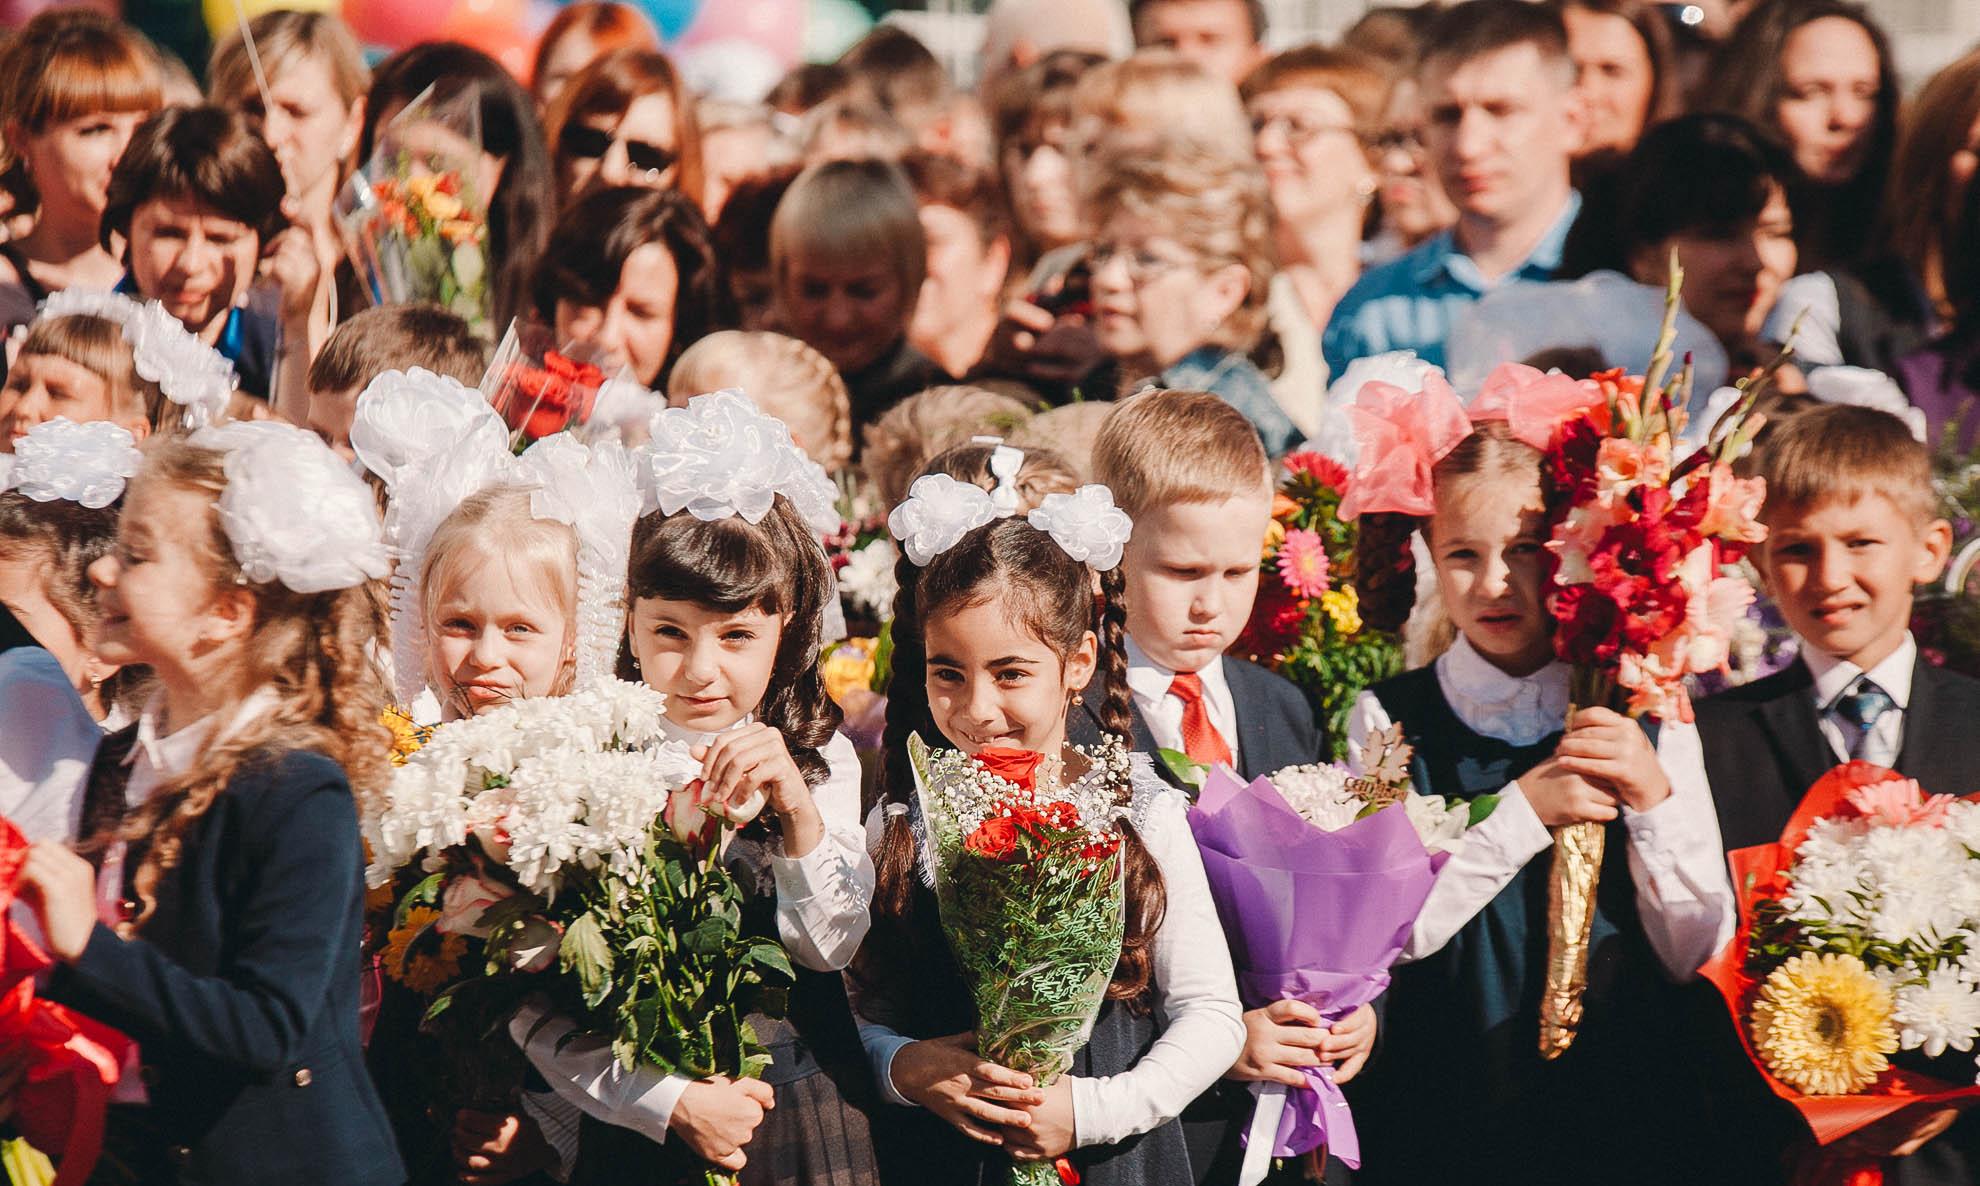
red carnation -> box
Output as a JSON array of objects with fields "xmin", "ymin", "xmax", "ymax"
[
  {"xmin": 1042, "ymin": 800, "xmax": 1081, "ymax": 830},
  {"xmin": 974, "ymin": 748, "xmax": 1044, "ymax": 791}
]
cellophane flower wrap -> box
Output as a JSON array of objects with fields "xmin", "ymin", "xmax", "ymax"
[
  {"xmin": 1700, "ymin": 763, "xmax": 1980, "ymax": 1185},
  {"xmin": 479, "ymin": 319, "xmax": 613, "ymax": 449},
  {"xmin": 363, "ymin": 680, "xmax": 795, "ymax": 1185},
  {"xmin": 1233, "ymin": 451, "xmax": 1403, "ymax": 759},
  {"xmin": 335, "ymin": 83, "xmax": 491, "ymax": 334},
  {"xmin": 1533, "ymin": 268, "xmax": 1771, "ymax": 1058},
  {"xmin": 1185, "ymin": 727, "xmax": 1478, "ymax": 1184},
  {"xmin": 908, "ymin": 733, "xmax": 1129, "ymax": 1186}
]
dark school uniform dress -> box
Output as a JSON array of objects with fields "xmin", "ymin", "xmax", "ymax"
[{"xmin": 1344, "ymin": 667, "xmax": 1706, "ymax": 1186}]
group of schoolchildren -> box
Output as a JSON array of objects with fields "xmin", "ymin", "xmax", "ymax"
[{"xmin": 0, "ymin": 276, "xmax": 1974, "ymax": 1186}]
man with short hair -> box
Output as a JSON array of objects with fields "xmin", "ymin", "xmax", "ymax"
[
  {"xmin": 1130, "ymin": 0, "xmax": 1265, "ymax": 85},
  {"xmin": 1322, "ymin": 0, "xmax": 1586, "ymax": 376}
]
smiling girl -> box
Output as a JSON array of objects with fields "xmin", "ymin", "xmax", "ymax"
[
  {"xmin": 854, "ymin": 465, "xmax": 1242, "ymax": 1186},
  {"xmin": 488, "ymin": 390, "xmax": 879, "ymax": 1185}
]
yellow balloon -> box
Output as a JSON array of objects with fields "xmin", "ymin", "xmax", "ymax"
[{"xmin": 205, "ymin": 0, "xmax": 336, "ymax": 42}]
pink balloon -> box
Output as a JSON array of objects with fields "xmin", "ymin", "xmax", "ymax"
[{"xmin": 677, "ymin": 0, "xmax": 800, "ymax": 65}]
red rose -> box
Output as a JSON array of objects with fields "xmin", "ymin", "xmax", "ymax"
[
  {"xmin": 973, "ymin": 748, "xmax": 1044, "ymax": 791},
  {"xmin": 964, "ymin": 815, "xmax": 1020, "ymax": 861},
  {"xmin": 1234, "ymin": 572, "xmax": 1306, "ymax": 660}
]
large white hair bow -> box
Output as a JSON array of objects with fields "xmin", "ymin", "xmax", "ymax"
[
  {"xmin": 38, "ymin": 290, "xmax": 236, "ymax": 428},
  {"xmin": 188, "ymin": 420, "xmax": 389, "ymax": 593},
  {"xmin": 636, "ymin": 389, "xmax": 840, "ymax": 535},
  {"xmin": 3, "ymin": 417, "xmax": 142, "ymax": 509}
]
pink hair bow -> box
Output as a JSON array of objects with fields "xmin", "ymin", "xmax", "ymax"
[
  {"xmin": 1467, "ymin": 362, "xmax": 1603, "ymax": 452},
  {"xmin": 1339, "ymin": 373, "xmax": 1473, "ymax": 519}
]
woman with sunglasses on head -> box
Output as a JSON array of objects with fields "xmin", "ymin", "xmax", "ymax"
[{"xmin": 546, "ymin": 49, "xmax": 702, "ymax": 212}]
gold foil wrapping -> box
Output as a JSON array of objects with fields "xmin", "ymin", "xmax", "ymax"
[{"xmin": 1539, "ymin": 819, "xmax": 1606, "ymax": 1060}]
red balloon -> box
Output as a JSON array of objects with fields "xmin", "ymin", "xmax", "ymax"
[
  {"xmin": 436, "ymin": 0, "xmax": 535, "ymax": 80},
  {"xmin": 344, "ymin": 0, "xmax": 453, "ymax": 49}
]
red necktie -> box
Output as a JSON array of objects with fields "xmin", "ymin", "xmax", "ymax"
[{"xmin": 1169, "ymin": 671, "xmax": 1233, "ymax": 767}]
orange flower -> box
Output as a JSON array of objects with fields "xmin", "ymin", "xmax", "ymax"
[{"xmin": 1271, "ymin": 492, "xmax": 1301, "ymax": 522}]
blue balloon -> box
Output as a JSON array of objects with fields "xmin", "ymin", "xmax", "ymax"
[{"xmin": 637, "ymin": 0, "xmax": 702, "ymax": 41}]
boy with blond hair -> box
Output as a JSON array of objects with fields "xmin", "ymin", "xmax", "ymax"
[
  {"xmin": 1685, "ymin": 403, "xmax": 1979, "ymax": 1184},
  {"xmin": 1083, "ymin": 388, "xmax": 1358, "ymax": 1186}
]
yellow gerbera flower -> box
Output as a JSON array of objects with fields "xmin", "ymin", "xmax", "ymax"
[
  {"xmin": 1262, "ymin": 519, "xmax": 1286, "ymax": 559},
  {"xmin": 382, "ymin": 706, "xmax": 431, "ymax": 766},
  {"xmin": 1321, "ymin": 587, "xmax": 1362, "ymax": 636},
  {"xmin": 1751, "ymin": 952, "xmax": 1898, "ymax": 1096},
  {"xmin": 383, "ymin": 906, "xmax": 468, "ymax": 995},
  {"xmin": 821, "ymin": 641, "xmax": 878, "ymax": 707}
]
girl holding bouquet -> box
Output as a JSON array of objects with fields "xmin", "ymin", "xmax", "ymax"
[
  {"xmin": 1337, "ymin": 384, "xmax": 1735, "ymax": 1186},
  {"xmin": 6, "ymin": 424, "xmax": 401, "ymax": 1184},
  {"xmin": 856, "ymin": 457, "xmax": 1244, "ymax": 1186},
  {"xmin": 497, "ymin": 389, "xmax": 881, "ymax": 1185},
  {"xmin": 348, "ymin": 374, "xmax": 642, "ymax": 1181}
]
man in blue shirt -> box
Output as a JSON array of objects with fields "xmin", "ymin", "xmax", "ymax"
[{"xmin": 1323, "ymin": 0, "xmax": 1587, "ymax": 377}]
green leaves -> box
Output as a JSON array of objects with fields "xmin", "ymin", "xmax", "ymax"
[
  {"xmin": 1157, "ymin": 748, "xmax": 1208, "ymax": 790},
  {"xmin": 562, "ymin": 910, "xmax": 614, "ymax": 1006}
]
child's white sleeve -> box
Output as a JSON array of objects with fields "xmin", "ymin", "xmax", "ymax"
[
  {"xmin": 1623, "ymin": 719, "xmax": 1738, "ymax": 980},
  {"xmin": 1068, "ymin": 787, "xmax": 1244, "ymax": 1148},
  {"xmin": 1347, "ymin": 691, "xmax": 1554, "ymax": 963},
  {"xmin": 771, "ymin": 733, "xmax": 876, "ymax": 972},
  {"xmin": 509, "ymin": 1002, "xmax": 690, "ymax": 1144}
]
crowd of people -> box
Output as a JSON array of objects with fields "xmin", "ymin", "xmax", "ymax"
[{"xmin": 0, "ymin": 0, "xmax": 1978, "ymax": 1183}]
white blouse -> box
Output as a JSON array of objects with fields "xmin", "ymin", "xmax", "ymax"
[
  {"xmin": 511, "ymin": 722, "xmax": 874, "ymax": 1156},
  {"xmin": 854, "ymin": 759, "xmax": 1245, "ymax": 1150},
  {"xmin": 1345, "ymin": 635, "xmax": 1735, "ymax": 980}
]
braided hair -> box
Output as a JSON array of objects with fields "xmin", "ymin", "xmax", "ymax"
[
  {"xmin": 619, "ymin": 497, "xmax": 843, "ymax": 788},
  {"xmin": 866, "ymin": 514, "xmax": 1167, "ymax": 1006}
]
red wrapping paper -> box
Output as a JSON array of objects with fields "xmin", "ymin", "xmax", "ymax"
[
  {"xmin": 0, "ymin": 816, "xmax": 129, "ymax": 1186},
  {"xmin": 1698, "ymin": 763, "xmax": 1980, "ymax": 1184}
]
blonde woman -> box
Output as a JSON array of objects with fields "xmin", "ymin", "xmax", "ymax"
[
  {"xmin": 1083, "ymin": 141, "xmax": 1297, "ymax": 455},
  {"xmin": 770, "ymin": 159, "xmax": 939, "ymax": 432},
  {"xmin": 668, "ymin": 330, "xmax": 854, "ymax": 475},
  {"xmin": 208, "ymin": 11, "xmax": 369, "ymax": 359}
]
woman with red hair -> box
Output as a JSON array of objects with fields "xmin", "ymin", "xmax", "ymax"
[{"xmin": 530, "ymin": 1, "xmax": 660, "ymax": 109}]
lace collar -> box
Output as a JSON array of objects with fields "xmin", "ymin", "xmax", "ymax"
[{"xmin": 1432, "ymin": 634, "xmax": 1570, "ymax": 747}]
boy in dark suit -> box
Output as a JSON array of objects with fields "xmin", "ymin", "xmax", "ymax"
[
  {"xmin": 1083, "ymin": 389, "xmax": 1360, "ymax": 1185},
  {"xmin": 1687, "ymin": 403, "xmax": 1976, "ymax": 1185}
]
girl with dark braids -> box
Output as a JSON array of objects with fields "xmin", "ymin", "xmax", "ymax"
[{"xmin": 851, "ymin": 445, "xmax": 1243, "ymax": 1186}]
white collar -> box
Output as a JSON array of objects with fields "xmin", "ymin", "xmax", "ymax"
[
  {"xmin": 1123, "ymin": 635, "xmax": 1230, "ymax": 704},
  {"xmin": 1804, "ymin": 633, "xmax": 1916, "ymax": 711},
  {"xmin": 655, "ymin": 708, "xmax": 755, "ymax": 749},
  {"xmin": 123, "ymin": 686, "xmax": 278, "ymax": 777},
  {"xmin": 1433, "ymin": 634, "xmax": 1571, "ymax": 746}
]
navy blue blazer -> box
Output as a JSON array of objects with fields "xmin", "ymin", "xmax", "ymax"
[{"xmin": 49, "ymin": 747, "xmax": 404, "ymax": 1186}]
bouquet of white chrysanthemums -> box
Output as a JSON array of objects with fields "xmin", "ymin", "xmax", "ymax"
[{"xmin": 363, "ymin": 680, "xmax": 794, "ymax": 1182}]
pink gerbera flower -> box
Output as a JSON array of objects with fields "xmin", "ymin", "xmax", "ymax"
[{"xmin": 1276, "ymin": 529, "xmax": 1331, "ymax": 598}]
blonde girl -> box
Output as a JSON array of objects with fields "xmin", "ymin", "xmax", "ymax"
[
  {"xmin": 11, "ymin": 422, "xmax": 399, "ymax": 1185},
  {"xmin": 1336, "ymin": 373, "xmax": 1734, "ymax": 1186}
]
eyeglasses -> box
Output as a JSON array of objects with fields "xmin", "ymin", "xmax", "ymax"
[
  {"xmin": 559, "ymin": 124, "xmax": 678, "ymax": 179},
  {"xmin": 1250, "ymin": 112, "xmax": 1361, "ymax": 149},
  {"xmin": 1086, "ymin": 241, "xmax": 1191, "ymax": 285}
]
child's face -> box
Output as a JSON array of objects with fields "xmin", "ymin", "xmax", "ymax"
[
  {"xmin": 426, "ymin": 552, "xmax": 573, "ymax": 717},
  {"xmin": 924, "ymin": 590, "xmax": 1096, "ymax": 757},
  {"xmin": 1427, "ymin": 471, "xmax": 1555, "ymax": 676},
  {"xmin": 127, "ymin": 195, "xmax": 261, "ymax": 338},
  {"xmin": 305, "ymin": 383, "xmax": 362, "ymax": 459},
  {"xmin": 0, "ymin": 353, "xmax": 127, "ymax": 451},
  {"xmin": 89, "ymin": 480, "xmax": 232, "ymax": 679},
  {"xmin": 776, "ymin": 247, "xmax": 911, "ymax": 377},
  {"xmin": 626, "ymin": 597, "xmax": 784, "ymax": 735},
  {"xmin": 1121, "ymin": 490, "xmax": 1271, "ymax": 674},
  {"xmin": 1759, "ymin": 492, "xmax": 1951, "ymax": 670}
]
